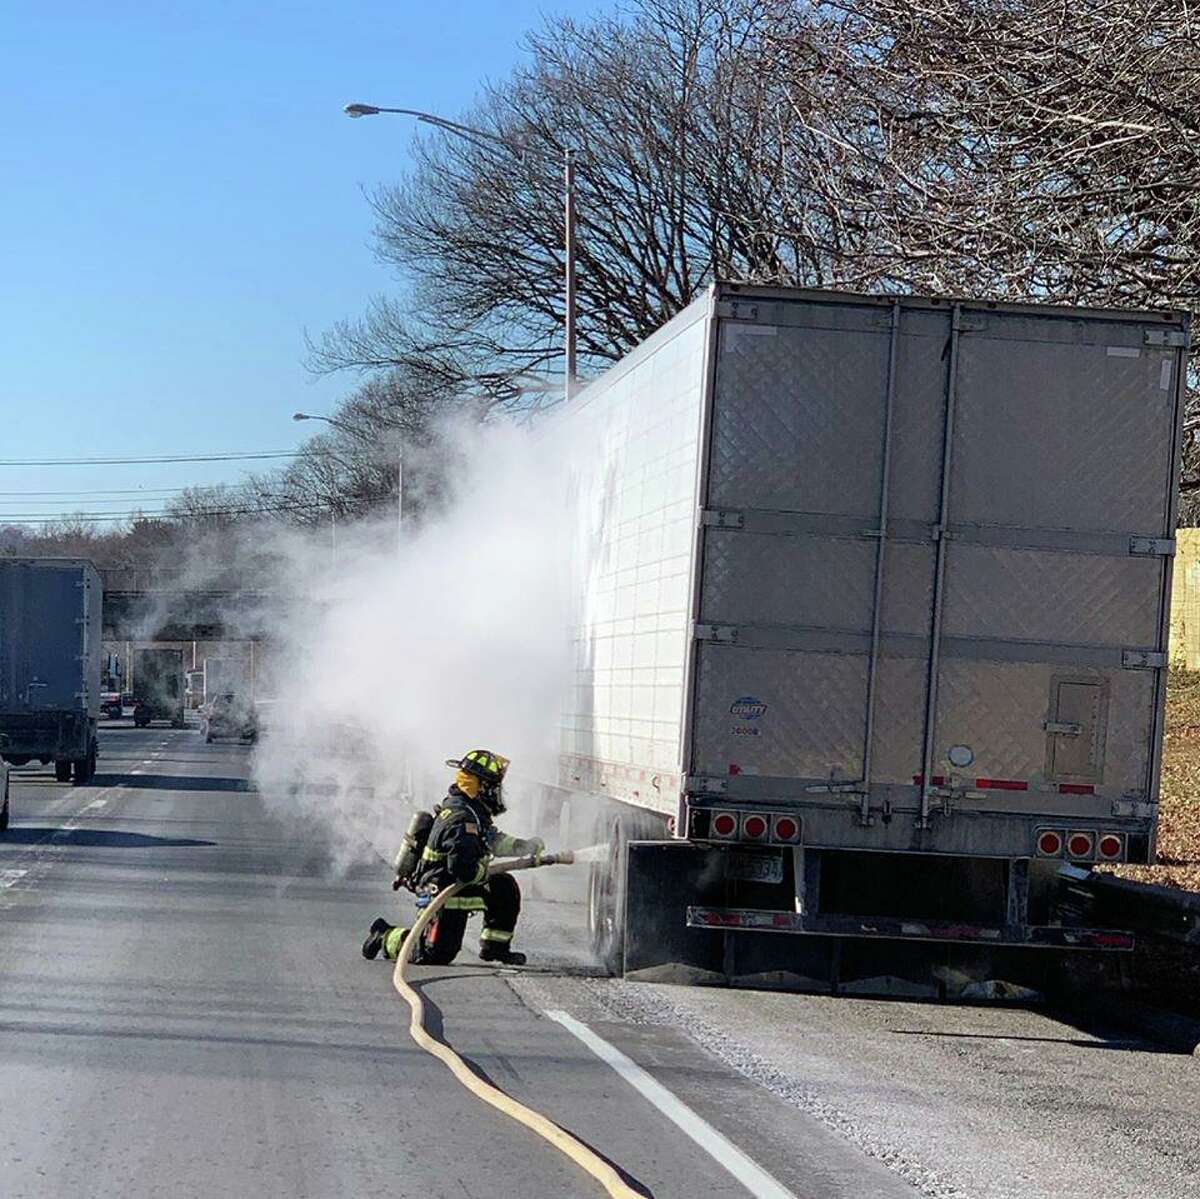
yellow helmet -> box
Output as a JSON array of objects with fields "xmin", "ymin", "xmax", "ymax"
[{"xmin": 446, "ymin": 749, "xmax": 510, "ymax": 786}]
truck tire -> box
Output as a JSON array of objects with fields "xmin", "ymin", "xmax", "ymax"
[
  {"xmin": 588, "ymin": 810, "xmax": 666, "ymax": 976},
  {"xmin": 55, "ymin": 760, "xmax": 72, "ymax": 783},
  {"xmin": 588, "ymin": 821, "xmax": 625, "ymax": 975},
  {"xmin": 0, "ymin": 791, "xmax": 9, "ymax": 832},
  {"xmin": 72, "ymin": 740, "xmax": 97, "ymax": 786}
]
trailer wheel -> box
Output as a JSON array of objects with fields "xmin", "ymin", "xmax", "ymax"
[
  {"xmin": 0, "ymin": 790, "xmax": 9, "ymax": 833},
  {"xmin": 72, "ymin": 740, "xmax": 97, "ymax": 786},
  {"xmin": 55, "ymin": 760, "xmax": 72, "ymax": 783},
  {"xmin": 588, "ymin": 820, "xmax": 625, "ymax": 975}
]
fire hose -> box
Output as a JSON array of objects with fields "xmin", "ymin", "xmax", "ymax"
[{"xmin": 393, "ymin": 850, "xmax": 641, "ymax": 1199}]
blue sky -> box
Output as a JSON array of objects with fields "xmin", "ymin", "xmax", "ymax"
[{"xmin": 0, "ymin": 0, "xmax": 600, "ymax": 520}]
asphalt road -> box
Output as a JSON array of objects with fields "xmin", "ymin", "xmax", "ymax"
[
  {"xmin": 0, "ymin": 724, "xmax": 912, "ymax": 1199},
  {"xmin": 2, "ymin": 724, "xmax": 1197, "ymax": 1199}
]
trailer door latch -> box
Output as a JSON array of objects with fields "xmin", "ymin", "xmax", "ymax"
[
  {"xmin": 701, "ymin": 509, "xmax": 745, "ymax": 530},
  {"xmin": 1144, "ymin": 329, "xmax": 1188, "ymax": 348}
]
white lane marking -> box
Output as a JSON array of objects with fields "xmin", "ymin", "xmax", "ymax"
[
  {"xmin": 0, "ymin": 869, "xmax": 28, "ymax": 890},
  {"xmin": 545, "ymin": 1010, "xmax": 799, "ymax": 1199}
]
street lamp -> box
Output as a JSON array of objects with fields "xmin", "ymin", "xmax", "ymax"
[
  {"xmin": 293, "ymin": 411, "xmax": 403, "ymax": 551},
  {"xmin": 343, "ymin": 102, "xmax": 578, "ymax": 403}
]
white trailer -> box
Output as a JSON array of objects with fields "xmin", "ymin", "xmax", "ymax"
[{"xmin": 549, "ymin": 284, "xmax": 1188, "ymax": 983}]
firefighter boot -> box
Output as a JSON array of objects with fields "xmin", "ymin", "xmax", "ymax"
[
  {"xmin": 478, "ymin": 941, "xmax": 527, "ymax": 966},
  {"xmin": 361, "ymin": 916, "xmax": 393, "ymax": 960}
]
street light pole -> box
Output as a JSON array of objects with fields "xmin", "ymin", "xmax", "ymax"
[
  {"xmin": 345, "ymin": 102, "xmax": 578, "ymax": 403},
  {"xmin": 564, "ymin": 149, "xmax": 577, "ymax": 396}
]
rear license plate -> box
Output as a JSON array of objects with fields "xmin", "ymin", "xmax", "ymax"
[{"xmin": 727, "ymin": 848, "xmax": 784, "ymax": 884}]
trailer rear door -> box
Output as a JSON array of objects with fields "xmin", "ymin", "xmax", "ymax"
[{"xmin": 686, "ymin": 291, "xmax": 1186, "ymax": 859}]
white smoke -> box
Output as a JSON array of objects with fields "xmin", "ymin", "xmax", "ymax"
[{"xmin": 246, "ymin": 413, "xmax": 574, "ymax": 874}]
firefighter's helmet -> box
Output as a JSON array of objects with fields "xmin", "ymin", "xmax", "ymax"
[
  {"xmin": 446, "ymin": 749, "xmax": 510, "ymax": 785},
  {"xmin": 445, "ymin": 749, "xmax": 510, "ymax": 814}
]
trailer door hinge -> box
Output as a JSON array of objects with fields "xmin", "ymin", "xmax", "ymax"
[
  {"xmin": 701, "ymin": 509, "xmax": 745, "ymax": 530},
  {"xmin": 686, "ymin": 775, "xmax": 729, "ymax": 796},
  {"xmin": 1122, "ymin": 649, "xmax": 1166, "ymax": 669},
  {"xmin": 1129, "ymin": 536, "xmax": 1175, "ymax": 557},
  {"xmin": 1144, "ymin": 329, "xmax": 1188, "ymax": 348},
  {"xmin": 695, "ymin": 623, "xmax": 738, "ymax": 644},
  {"xmin": 715, "ymin": 300, "xmax": 761, "ymax": 322}
]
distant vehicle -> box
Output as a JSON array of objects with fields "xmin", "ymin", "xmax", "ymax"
[
  {"xmin": 131, "ymin": 647, "xmax": 186, "ymax": 728},
  {"xmin": 100, "ymin": 692, "xmax": 123, "ymax": 720},
  {"xmin": 203, "ymin": 693, "xmax": 257, "ymax": 744},
  {"xmin": 0, "ymin": 558, "xmax": 101, "ymax": 784}
]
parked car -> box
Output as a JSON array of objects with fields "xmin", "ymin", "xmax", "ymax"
[{"xmin": 203, "ymin": 693, "xmax": 257, "ymax": 744}]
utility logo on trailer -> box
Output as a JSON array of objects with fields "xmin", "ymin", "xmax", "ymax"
[{"xmin": 730, "ymin": 697, "xmax": 767, "ymax": 720}]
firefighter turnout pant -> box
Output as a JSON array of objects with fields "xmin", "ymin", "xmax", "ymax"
[{"xmin": 382, "ymin": 873, "xmax": 521, "ymax": 965}]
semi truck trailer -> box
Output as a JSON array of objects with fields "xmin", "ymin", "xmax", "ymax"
[
  {"xmin": 132, "ymin": 647, "xmax": 186, "ymax": 728},
  {"xmin": 548, "ymin": 284, "xmax": 1187, "ymax": 986},
  {"xmin": 0, "ymin": 558, "xmax": 102, "ymax": 784}
]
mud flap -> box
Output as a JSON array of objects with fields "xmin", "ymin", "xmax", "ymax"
[{"xmin": 623, "ymin": 842, "xmax": 727, "ymax": 983}]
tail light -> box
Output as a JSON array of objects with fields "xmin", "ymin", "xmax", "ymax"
[
  {"xmin": 1067, "ymin": 831, "xmax": 1095, "ymax": 859},
  {"xmin": 1036, "ymin": 829, "xmax": 1064, "ymax": 857},
  {"xmin": 700, "ymin": 809, "xmax": 801, "ymax": 845},
  {"xmin": 741, "ymin": 813, "xmax": 768, "ymax": 840},
  {"xmin": 1097, "ymin": 833, "xmax": 1123, "ymax": 861},
  {"xmin": 710, "ymin": 811, "xmax": 738, "ymax": 840},
  {"xmin": 771, "ymin": 814, "xmax": 801, "ymax": 843}
]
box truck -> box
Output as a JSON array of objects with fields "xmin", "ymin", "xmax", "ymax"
[
  {"xmin": 132, "ymin": 647, "xmax": 186, "ymax": 728},
  {"xmin": 549, "ymin": 285, "xmax": 1187, "ymax": 985},
  {"xmin": 0, "ymin": 559, "xmax": 102, "ymax": 784}
]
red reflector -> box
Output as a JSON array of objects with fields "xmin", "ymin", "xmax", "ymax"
[
  {"xmin": 975, "ymin": 778, "xmax": 1028, "ymax": 791},
  {"xmin": 1059, "ymin": 783, "xmax": 1095, "ymax": 795},
  {"xmin": 1067, "ymin": 833, "xmax": 1094, "ymax": 858},
  {"xmin": 742, "ymin": 814, "xmax": 768, "ymax": 839},
  {"xmin": 773, "ymin": 816, "xmax": 799, "ymax": 842},
  {"xmin": 1037, "ymin": 830, "xmax": 1063, "ymax": 856},
  {"xmin": 1098, "ymin": 834, "xmax": 1123, "ymax": 860},
  {"xmin": 712, "ymin": 812, "xmax": 737, "ymax": 837}
]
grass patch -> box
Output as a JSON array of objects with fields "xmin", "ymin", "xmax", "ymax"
[{"xmin": 1107, "ymin": 669, "xmax": 1200, "ymax": 890}]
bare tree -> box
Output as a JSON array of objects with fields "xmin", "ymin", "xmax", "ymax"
[{"xmin": 312, "ymin": 0, "xmax": 830, "ymax": 383}]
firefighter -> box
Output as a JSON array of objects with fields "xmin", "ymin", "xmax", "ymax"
[{"xmin": 361, "ymin": 749, "xmax": 543, "ymax": 967}]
